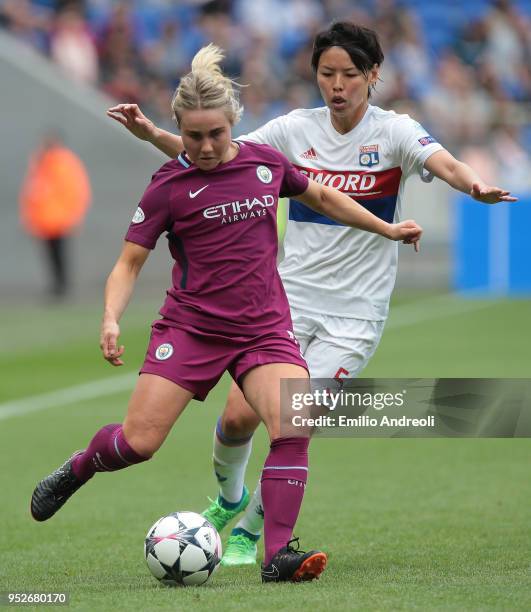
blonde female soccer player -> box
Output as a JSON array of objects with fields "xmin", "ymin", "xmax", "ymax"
[
  {"xmin": 31, "ymin": 44, "xmax": 422, "ymax": 583},
  {"xmin": 108, "ymin": 21, "xmax": 516, "ymax": 568}
]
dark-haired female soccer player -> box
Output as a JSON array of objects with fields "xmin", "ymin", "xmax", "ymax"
[
  {"xmin": 31, "ymin": 43, "xmax": 423, "ymax": 583},
  {"xmin": 108, "ymin": 22, "xmax": 516, "ymax": 567}
]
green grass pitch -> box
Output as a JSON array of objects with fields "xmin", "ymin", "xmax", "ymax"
[{"xmin": 0, "ymin": 293, "xmax": 530, "ymax": 610}]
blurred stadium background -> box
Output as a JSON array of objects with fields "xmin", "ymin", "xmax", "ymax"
[
  {"xmin": 1, "ymin": 2, "xmax": 530, "ymax": 609},
  {"xmin": 1, "ymin": 0, "xmax": 530, "ymax": 298}
]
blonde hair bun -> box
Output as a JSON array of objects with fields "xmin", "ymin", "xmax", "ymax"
[{"xmin": 172, "ymin": 44, "xmax": 243, "ymax": 126}]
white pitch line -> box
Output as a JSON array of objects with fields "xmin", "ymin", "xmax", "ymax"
[
  {"xmin": 0, "ymin": 373, "xmax": 137, "ymax": 422},
  {"xmin": 0, "ymin": 295, "xmax": 496, "ymax": 422}
]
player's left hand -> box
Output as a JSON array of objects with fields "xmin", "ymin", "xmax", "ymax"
[
  {"xmin": 470, "ymin": 183, "xmax": 518, "ymax": 204},
  {"xmin": 390, "ymin": 220, "xmax": 423, "ymax": 253}
]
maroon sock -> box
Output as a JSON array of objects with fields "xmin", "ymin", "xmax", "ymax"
[
  {"xmin": 71, "ymin": 423, "xmax": 149, "ymax": 483},
  {"xmin": 261, "ymin": 436, "xmax": 309, "ymax": 565}
]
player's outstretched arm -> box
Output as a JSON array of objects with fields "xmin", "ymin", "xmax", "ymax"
[
  {"xmin": 100, "ymin": 241, "xmax": 150, "ymax": 367},
  {"xmin": 107, "ymin": 103, "xmax": 184, "ymax": 159},
  {"xmin": 296, "ymin": 180, "xmax": 423, "ymax": 251},
  {"xmin": 424, "ymin": 150, "xmax": 518, "ymax": 204}
]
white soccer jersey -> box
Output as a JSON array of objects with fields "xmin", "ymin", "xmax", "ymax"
[{"xmin": 241, "ymin": 105, "xmax": 443, "ymax": 321}]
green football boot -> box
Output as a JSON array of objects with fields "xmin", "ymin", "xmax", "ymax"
[
  {"xmin": 201, "ymin": 486, "xmax": 250, "ymax": 533},
  {"xmin": 221, "ymin": 530, "xmax": 259, "ymax": 566}
]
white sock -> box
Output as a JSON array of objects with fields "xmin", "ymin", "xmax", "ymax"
[
  {"xmin": 213, "ymin": 419, "xmax": 253, "ymax": 504},
  {"xmin": 233, "ymin": 480, "xmax": 263, "ymax": 537}
]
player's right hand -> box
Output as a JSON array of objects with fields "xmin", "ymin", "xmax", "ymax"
[
  {"xmin": 106, "ymin": 103, "xmax": 157, "ymax": 142},
  {"xmin": 100, "ymin": 320, "xmax": 125, "ymax": 366},
  {"xmin": 389, "ymin": 219, "xmax": 423, "ymax": 252}
]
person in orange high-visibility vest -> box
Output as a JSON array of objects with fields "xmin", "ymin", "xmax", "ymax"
[{"xmin": 20, "ymin": 133, "xmax": 91, "ymax": 297}]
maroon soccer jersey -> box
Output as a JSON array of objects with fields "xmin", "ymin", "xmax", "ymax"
[{"xmin": 125, "ymin": 141, "xmax": 308, "ymax": 335}]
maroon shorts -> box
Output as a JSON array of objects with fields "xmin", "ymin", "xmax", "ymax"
[{"xmin": 140, "ymin": 321, "xmax": 308, "ymax": 401}]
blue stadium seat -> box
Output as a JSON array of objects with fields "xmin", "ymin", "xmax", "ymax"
[
  {"xmin": 30, "ymin": 0, "xmax": 55, "ymax": 7},
  {"xmin": 515, "ymin": 0, "xmax": 531, "ymax": 15},
  {"xmin": 410, "ymin": 4, "xmax": 461, "ymax": 55},
  {"xmin": 279, "ymin": 29, "xmax": 310, "ymax": 59},
  {"xmin": 132, "ymin": 6, "xmax": 166, "ymax": 46},
  {"xmin": 85, "ymin": 6, "xmax": 111, "ymax": 31}
]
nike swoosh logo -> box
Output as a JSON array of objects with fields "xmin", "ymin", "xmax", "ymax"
[
  {"xmin": 261, "ymin": 564, "xmax": 280, "ymax": 578},
  {"xmin": 189, "ymin": 185, "xmax": 209, "ymax": 198}
]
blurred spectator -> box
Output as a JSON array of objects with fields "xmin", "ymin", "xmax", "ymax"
[
  {"xmin": 290, "ymin": 40, "xmax": 319, "ymax": 84},
  {"xmin": 423, "ymin": 53, "xmax": 494, "ymax": 147},
  {"xmin": 238, "ymin": 34, "xmax": 286, "ymax": 105},
  {"xmin": 141, "ymin": 75, "xmax": 175, "ymax": 133},
  {"xmin": 489, "ymin": 120, "xmax": 531, "ymax": 191},
  {"xmin": 235, "ymin": 86, "xmax": 272, "ymax": 136},
  {"xmin": 0, "ymin": 0, "xmax": 51, "ymax": 52},
  {"xmin": 460, "ymin": 116, "xmax": 531, "ymax": 193},
  {"xmin": 455, "ymin": 19, "xmax": 488, "ymax": 66},
  {"xmin": 51, "ymin": 7, "xmax": 98, "ymax": 84},
  {"xmin": 390, "ymin": 10, "xmax": 433, "ymax": 100},
  {"xmin": 97, "ymin": 1, "xmax": 140, "ymax": 79},
  {"xmin": 103, "ymin": 65, "xmax": 143, "ymax": 104},
  {"xmin": 483, "ymin": 0, "xmax": 530, "ymax": 100},
  {"xmin": 1, "ymin": 0, "xmax": 529, "ymax": 160},
  {"xmin": 196, "ymin": 11, "xmax": 244, "ymax": 75},
  {"xmin": 141, "ymin": 20, "xmax": 191, "ymax": 81},
  {"xmin": 19, "ymin": 133, "xmax": 91, "ymax": 298},
  {"xmin": 234, "ymin": 0, "xmax": 290, "ymax": 38}
]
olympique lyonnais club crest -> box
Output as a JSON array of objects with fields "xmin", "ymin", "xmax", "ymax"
[{"xmin": 359, "ymin": 144, "xmax": 379, "ymax": 168}]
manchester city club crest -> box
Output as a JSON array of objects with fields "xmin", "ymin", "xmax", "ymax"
[
  {"xmin": 256, "ymin": 165, "xmax": 273, "ymax": 184},
  {"xmin": 359, "ymin": 144, "xmax": 379, "ymax": 168},
  {"xmin": 155, "ymin": 343, "xmax": 174, "ymax": 360}
]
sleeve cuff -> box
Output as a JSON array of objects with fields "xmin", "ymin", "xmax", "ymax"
[{"xmin": 124, "ymin": 233, "xmax": 156, "ymax": 250}]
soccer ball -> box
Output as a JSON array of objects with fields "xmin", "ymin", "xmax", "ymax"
[{"xmin": 144, "ymin": 511, "xmax": 222, "ymax": 586}]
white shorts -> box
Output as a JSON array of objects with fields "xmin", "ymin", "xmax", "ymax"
[{"xmin": 291, "ymin": 307, "xmax": 386, "ymax": 380}]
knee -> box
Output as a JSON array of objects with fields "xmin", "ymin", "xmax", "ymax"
[
  {"xmin": 122, "ymin": 422, "xmax": 163, "ymax": 458},
  {"xmin": 220, "ymin": 408, "xmax": 259, "ymax": 440},
  {"xmin": 126, "ymin": 436, "xmax": 157, "ymax": 459}
]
